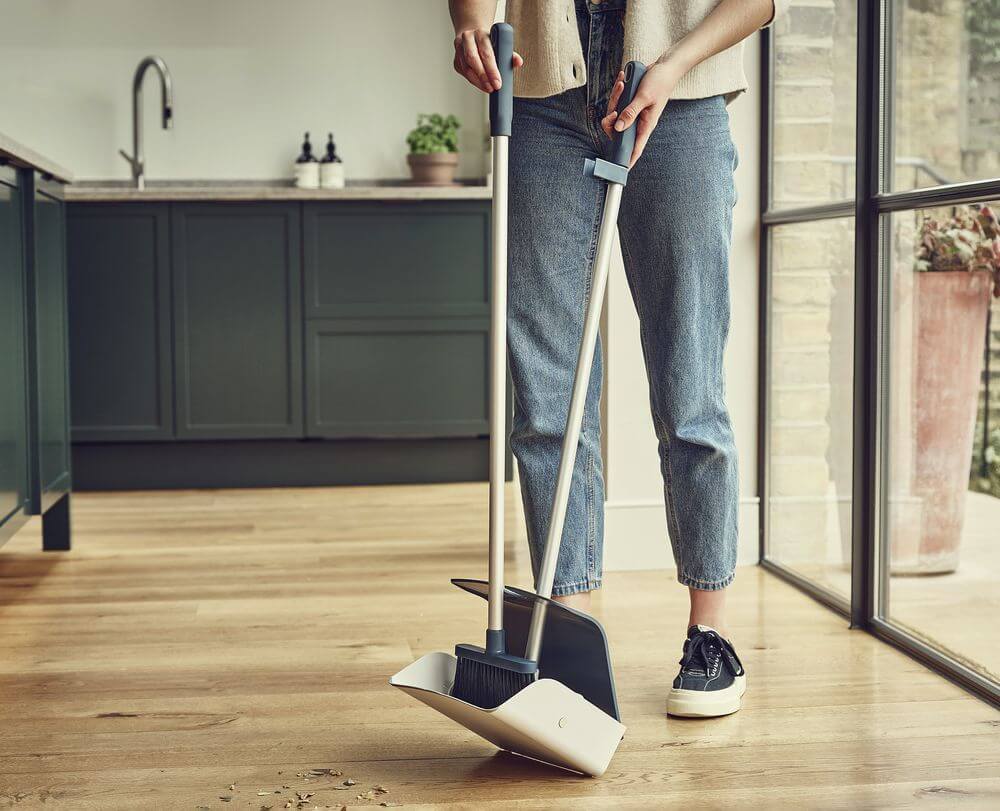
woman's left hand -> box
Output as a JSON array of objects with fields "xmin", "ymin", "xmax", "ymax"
[{"xmin": 601, "ymin": 61, "xmax": 683, "ymax": 168}]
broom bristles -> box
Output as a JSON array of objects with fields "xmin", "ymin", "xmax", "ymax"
[{"xmin": 450, "ymin": 656, "xmax": 535, "ymax": 709}]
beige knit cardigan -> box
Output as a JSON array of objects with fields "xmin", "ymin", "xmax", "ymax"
[{"xmin": 506, "ymin": 0, "xmax": 788, "ymax": 100}]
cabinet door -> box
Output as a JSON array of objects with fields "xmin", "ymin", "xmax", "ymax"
[
  {"xmin": 0, "ymin": 170, "xmax": 28, "ymax": 531},
  {"xmin": 305, "ymin": 317, "xmax": 490, "ymax": 438},
  {"xmin": 303, "ymin": 201, "xmax": 489, "ymax": 319},
  {"xmin": 32, "ymin": 178, "xmax": 72, "ymax": 501},
  {"xmin": 171, "ymin": 204, "xmax": 303, "ymax": 439},
  {"xmin": 67, "ymin": 204, "xmax": 173, "ymax": 441}
]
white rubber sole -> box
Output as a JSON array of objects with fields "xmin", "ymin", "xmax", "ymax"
[{"xmin": 666, "ymin": 674, "xmax": 746, "ymax": 718}]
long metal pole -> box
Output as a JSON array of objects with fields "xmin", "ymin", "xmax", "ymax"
[
  {"xmin": 487, "ymin": 136, "xmax": 509, "ymax": 633},
  {"xmin": 525, "ymin": 182, "xmax": 623, "ymax": 661}
]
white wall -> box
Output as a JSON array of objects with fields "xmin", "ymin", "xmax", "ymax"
[
  {"xmin": 0, "ymin": 0, "xmax": 488, "ymax": 181},
  {"xmin": 602, "ymin": 33, "xmax": 763, "ymax": 573}
]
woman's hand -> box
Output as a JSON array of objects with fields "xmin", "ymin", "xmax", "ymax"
[
  {"xmin": 453, "ymin": 28, "xmax": 523, "ymax": 93},
  {"xmin": 600, "ymin": 61, "xmax": 683, "ymax": 167}
]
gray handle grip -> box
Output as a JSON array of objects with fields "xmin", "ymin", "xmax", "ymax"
[
  {"xmin": 608, "ymin": 61, "xmax": 647, "ymax": 167},
  {"xmin": 489, "ymin": 23, "xmax": 514, "ymax": 137}
]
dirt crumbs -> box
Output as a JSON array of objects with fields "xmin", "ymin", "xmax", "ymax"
[{"xmin": 200, "ymin": 769, "xmax": 400, "ymax": 809}]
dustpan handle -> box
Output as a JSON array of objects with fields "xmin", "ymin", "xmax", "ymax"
[
  {"xmin": 525, "ymin": 185, "xmax": 622, "ymax": 659},
  {"xmin": 486, "ymin": 22, "xmax": 515, "ymax": 640},
  {"xmin": 525, "ymin": 64, "xmax": 643, "ymax": 662}
]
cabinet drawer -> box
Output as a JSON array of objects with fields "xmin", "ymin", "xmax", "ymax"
[
  {"xmin": 306, "ymin": 318, "xmax": 489, "ymax": 438},
  {"xmin": 303, "ymin": 202, "xmax": 489, "ymax": 318}
]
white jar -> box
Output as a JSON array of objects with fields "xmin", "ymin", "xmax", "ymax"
[
  {"xmin": 320, "ymin": 161, "xmax": 345, "ymax": 189},
  {"xmin": 294, "ymin": 161, "xmax": 320, "ymax": 189}
]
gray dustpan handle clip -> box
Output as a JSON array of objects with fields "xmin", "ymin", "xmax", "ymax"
[{"xmin": 525, "ymin": 61, "xmax": 647, "ymax": 662}]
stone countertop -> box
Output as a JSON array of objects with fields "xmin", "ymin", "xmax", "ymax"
[
  {"xmin": 0, "ymin": 132, "xmax": 74, "ymax": 184},
  {"xmin": 65, "ymin": 179, "xmax": 492, "ymax": 202}
]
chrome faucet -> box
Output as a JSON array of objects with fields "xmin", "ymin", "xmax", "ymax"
[{"xmin": 119, "ymin": 56, "xmax": 173, "ymax": 190}]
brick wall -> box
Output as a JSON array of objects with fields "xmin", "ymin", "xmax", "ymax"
[
  {"xmin": 769, "ymin": 0, "xmax": 856, "ymax": 566},
  {"xmin": 768, "ymin": 0, "xmax": 1000, "ymax": 566}
]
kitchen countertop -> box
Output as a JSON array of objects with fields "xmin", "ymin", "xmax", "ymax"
[
  {"xmin": 0, "ymin": 131, "xmax": 74, "ymax": 183},
  {"xmin": 65, "ymin": 179, "xmax": 492, "ymax": 202}
]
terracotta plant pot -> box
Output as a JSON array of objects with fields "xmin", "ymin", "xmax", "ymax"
[
  {"xmin": 901, "ymin": 270, "xmax": 992, "ymax": 574},
  {"xmin": 407, "ymin": 152, "xmax": 459, "ymax": 186}
]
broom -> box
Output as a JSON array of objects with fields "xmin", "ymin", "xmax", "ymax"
[{"xmin": 450, "ymin": 23, "xmax": 538, "ymax": 709}]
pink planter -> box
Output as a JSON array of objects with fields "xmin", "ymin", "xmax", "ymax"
[{"xmin": 903, "ymin": 270, "xmax": 992, "ymax": 574}]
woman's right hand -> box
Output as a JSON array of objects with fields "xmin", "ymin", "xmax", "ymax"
[{"xmin": 453, "ymin": 28, "xmax": 523, "ymax": 93}]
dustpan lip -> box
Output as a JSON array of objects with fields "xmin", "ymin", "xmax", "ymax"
[
  {"xmin": 390, "ymin": 651, "xmax": 567, "ymax": 714},
  {"xmin": 390, "ymin": 651, "xmax": 623, "ymax": 719}
]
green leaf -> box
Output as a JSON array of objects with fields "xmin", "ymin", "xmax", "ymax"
[{"xmin": 406, "ymin": 111, "xmax": 462, "ymax": 154}]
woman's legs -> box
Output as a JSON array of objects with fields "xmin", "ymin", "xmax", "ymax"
[
  {"xmin": 616, "ymin": 95, "xmax": 741, "ymax": 633},
  {"xmin": 508, "ymin": 0, "xmax": 629, "ymax": 604}
]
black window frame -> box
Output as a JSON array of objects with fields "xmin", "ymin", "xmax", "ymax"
[{"xmin": 759, "ymin": 0, "xmax": 1000, "ymax": 707}]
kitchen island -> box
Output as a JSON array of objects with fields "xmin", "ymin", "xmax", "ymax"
[
  {"xmin": 0, "ymin": 133, "xmax": 74, "ymax": 549},
  {"xmin": 66, "ymin": 180, "xmax": 506, "ymax": 489}
]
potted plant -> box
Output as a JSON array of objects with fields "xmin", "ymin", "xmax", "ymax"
[
  {"xmin": 903, "ymin": 205, "xmax": 999, "ymax": 573},
  {"xmin": 406, "ymin": 113, "xmax": 460, "ymax": 186}
]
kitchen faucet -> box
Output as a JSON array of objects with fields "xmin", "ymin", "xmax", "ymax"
[{"xmin": 119, "ymin": 56, "xmax": 173, "ymax": 190}]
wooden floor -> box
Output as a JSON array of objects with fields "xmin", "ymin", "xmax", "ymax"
[
  {"xmin": 795, "ymin": 491, "xmax": 1000, "ymax": 682},
  {"xmin": 1, "ymin": 484, "xmax": 998, "ymax": 810}
]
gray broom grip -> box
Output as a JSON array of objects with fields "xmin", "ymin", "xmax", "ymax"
[
  {"xmin": 608, "ymin": 61, "xmax": 646, "ymax": 168},
  {"xmin": 487, "ymin": 134, "xmax": 509, "ymax": 634},
  {"xmin": 525, "ymin": 183, "xmax": 624, "ymax": 661},
  {"xmin": 489, "ymin": 23, "xmax": 514, "ymax": 136}
]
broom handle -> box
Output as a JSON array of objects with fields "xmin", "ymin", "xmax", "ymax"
[{"xmin": 487, "ymin": 23, "xmax": 514, "ymax": 639}]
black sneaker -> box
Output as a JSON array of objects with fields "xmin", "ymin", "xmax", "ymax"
[{"xmin": 666, "ymin": 625, "xmax": 746, "ymax": 718}]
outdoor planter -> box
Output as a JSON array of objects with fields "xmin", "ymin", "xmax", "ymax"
[
  {"xmin": 892, "ymin": 205, "xmax": 1000, "ymax": 574},
  {"xmin": 898, "ymin": 270, "xmax": 993, "ymax": 573}
]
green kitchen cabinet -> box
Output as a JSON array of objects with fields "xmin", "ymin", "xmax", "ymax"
[
  {"xmin": 0, "ymin": 167, "xmax": 28, "ymax": 543},
  {"xmin": 66, "ymin": 197, "xmax": 498, "ymax": 488},
  {"xmin": 302, "ymin": 201, "xmax": 491, "ymax": 439},
  {"xmin": 170, "ymin": 203, "xmax": 303, "ymax": 439},
  {"xmin": 66, "ymin": 204, "xmax": 172, "ymax": 441}
]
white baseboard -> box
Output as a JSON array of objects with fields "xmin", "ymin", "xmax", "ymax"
[{"xmin": 604, "ymin": 497, "xmax": 760, "ymax": 571}]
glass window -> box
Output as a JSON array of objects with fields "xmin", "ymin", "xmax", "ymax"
[
  {"xmin": 882, "ymin": 201, "xmax": 1000, "ymax": 681},
  {"xmin": 889, "ymin": 0, "xmax": 1000, "ymax": 192},
  {"xmin": 771, "ymin": 0, "xmax": 858, "ymax": 206},
  {"xmin": 767, "ymin": 217, "xmax": 856, "ymax": 600}
]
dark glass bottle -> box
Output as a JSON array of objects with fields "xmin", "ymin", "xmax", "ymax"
[
  {"xmin": 321, "ymin": 133, "xmax": 342, "ymax": 164},
  {"xmin": 297, "ymin": 132, "xmax": 318, "ymax": 163}
]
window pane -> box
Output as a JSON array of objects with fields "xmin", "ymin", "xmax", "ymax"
[
  {"xmin": 889, "ymin": 1, "xmax": 1000, "ymax": 192},
  {"xmin": 766, "ymin": 217, "xmax": 856, "ymax": 600},
  {"xmin": 771, "ymin": 1, "xmax": 858, "ymax": 206},
  {"xmin": 884, "ymin": 202, "xmax": 1000, "ymax": 682}
]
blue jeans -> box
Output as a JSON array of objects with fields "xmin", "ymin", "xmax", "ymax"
[{"xmin": 508, "ymin": 0, "xmax": 739, "ymax": 596}]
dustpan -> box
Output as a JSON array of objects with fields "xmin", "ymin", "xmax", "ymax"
[{"xmin": 390, "ymin": 581, "xmax": 625, "ymax": 776}]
